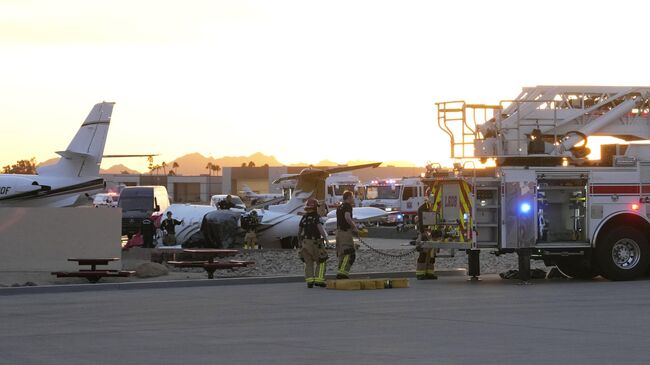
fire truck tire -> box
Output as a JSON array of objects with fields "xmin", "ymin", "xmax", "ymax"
[
  {"xmin": 596, "ymin": 226, "xmax": 650, "ymax": 281},
  {"xmin": 555, "ymin": 258, "xmax": 599, "ymax": 279}
]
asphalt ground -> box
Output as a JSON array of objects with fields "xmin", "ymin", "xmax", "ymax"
[{"xmin": 2, "ymin": 275, "xmax": 650, "ymax": 365}]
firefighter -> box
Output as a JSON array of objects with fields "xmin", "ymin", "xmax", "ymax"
[
  {"xmin": 161, "ymin": 211, "xmax": 184, "ymax": 246},
  {"xmin": 141, "ymin": 215, "xmax": 155, "ymax": 248},
  {"xmin": 416, "ymin": 198, "xmax": 437, "ymax": 280},
  {"xmin": 336, "ymin": 190, "xmax": 360, "ymax": 279},
  {"xmin": 299, "ymin": 198, "xmax": 328, "ymax": 288},
  {"xmin": 218, "ymin": 195, "xmax": 236, "ymax": 210},
  {"xmin": 243, "ymin": 210, "xmax": 260, "ymax": 249}
]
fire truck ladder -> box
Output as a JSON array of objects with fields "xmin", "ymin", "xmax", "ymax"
[{"xmin": 436, "ymin": 101, "xmax": 501, "ymax": 159}]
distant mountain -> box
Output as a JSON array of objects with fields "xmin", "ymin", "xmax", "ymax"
[
  {"xmin": 101, "ymin": 164, "xmax": 140, "ymax": 174},
  {"xmin": 165, "ymin": 152, "xmax": 283, "ymax": 175},
  {"xmin": 32, "ymin": 152, "xmax": 419, "ymax": 176},
  {"xmin": 38, "ymin": 158, "xmax": 142, "ymax": 174},
  {"xmin": 36, "ymin": 157, "xmax": 59, "ymax": 168},
  {"xmin": 289, "ymin": 159, "xmax": 340, "ymax": 167},
  {"xmin": 348, "ymin": 160, "xmax": 417, "ymax": 167}
]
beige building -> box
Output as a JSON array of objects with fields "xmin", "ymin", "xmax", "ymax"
[{"xmin": 102, "ymin": 165, "xmax": 425, "ymax": 203}]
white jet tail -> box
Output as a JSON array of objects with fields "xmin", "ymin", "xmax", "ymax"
[{"xmin": 37, "ymin": 102, "xmax": 114, "ymax": 178}]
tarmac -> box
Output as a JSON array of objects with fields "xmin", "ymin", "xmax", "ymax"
[{"xmin": 3, "ymin": 274, "xmax": 650, "ymax": 365}]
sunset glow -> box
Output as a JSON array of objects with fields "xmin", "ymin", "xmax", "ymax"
[{"xmin": 2, "ymin": 0, "xmax": 649, "ymax": 172}]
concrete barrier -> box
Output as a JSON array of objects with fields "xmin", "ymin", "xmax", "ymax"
[{"xmin": 0, "ymin": 208, "xmax": 122, "ymax": 271}]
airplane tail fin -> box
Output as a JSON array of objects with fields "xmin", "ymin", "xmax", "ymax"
[{"xmin": 37, "ymin": 102, "xmax": 114, "ymax": 178}]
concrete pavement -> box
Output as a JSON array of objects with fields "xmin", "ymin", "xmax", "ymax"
[{"xmin": 2, "ymin": 275, "xmax": 650, "ymax": 365}]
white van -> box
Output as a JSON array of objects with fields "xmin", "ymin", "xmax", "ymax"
[{"xmin": 93, "ymin": 193, "xmax": 119, "ymax": 208}]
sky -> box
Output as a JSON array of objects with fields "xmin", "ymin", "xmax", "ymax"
[{"xmin": 2, "ymin": 0, "xmax": 650, "ymax": 172}]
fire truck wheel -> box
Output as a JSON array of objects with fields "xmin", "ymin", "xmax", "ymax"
[
  {"xmin": 596, "ymin": 226, "xmax": 650, "ymax": 281},
  {"xmin": 555, "ymin": 257, "xmax": 599, "ymax": 279}
]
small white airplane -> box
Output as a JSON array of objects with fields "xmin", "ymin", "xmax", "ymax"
[
  {"xmin": 238, "ymin": 185, "xmax": 284, "ymax": 207},
  {"xmin": 161, "ymin": 162, "xmax": 390, "ymax": 248},
  {"xmin": 0, "ymin": 102, "xmax": 114, "ymax": 207}
]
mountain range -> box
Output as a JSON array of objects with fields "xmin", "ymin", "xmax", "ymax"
[{"xmin": 36, "ymin": 152, "xmax": 417, "ymax": 175}]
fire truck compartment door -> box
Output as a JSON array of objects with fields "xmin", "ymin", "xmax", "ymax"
[
  {"xmin": 503, "ymin": 169, "xmax": 537, "ymax": 249},
  {"xmin": 441, "ymin": 183, "xmax": 462, "ymax": 223}
]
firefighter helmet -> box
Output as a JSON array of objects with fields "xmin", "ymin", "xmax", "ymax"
[{"xmin": 305, "ymin": 198, "xmax": 318, "ymax": 211}]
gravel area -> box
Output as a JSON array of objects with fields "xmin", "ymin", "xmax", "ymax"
[
  {"xmin": 171, "ymin": 246, "xmax": 547, "ymax": 278},
  {"xmin": 0, "ymin": 239, "xmax": 549, "ymax": 287}
]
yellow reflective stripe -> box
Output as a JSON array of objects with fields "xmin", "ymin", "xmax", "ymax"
[
  {"xmin": 339, "ymin": 255, "xmax": 350, "ymax": 275},
  {"xmin": 457, "ymin": 180, "xmax": 473, "ymax": 241},
  {"xmin": 432, "ymin": 182, "xmax": 442, "ymax": 212},
  {"xmin": 318, "ymin": 263, "xmax": 326, "ymax": 280}
]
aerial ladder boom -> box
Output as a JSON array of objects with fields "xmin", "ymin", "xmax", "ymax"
[{"xmin": 439, "ymin": 86, "xmax": 650, "ymax": 165}]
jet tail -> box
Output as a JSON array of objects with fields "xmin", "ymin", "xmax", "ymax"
[{"xmin": 37, "ymin": 102, "xmax": 114, "ymax": 178}]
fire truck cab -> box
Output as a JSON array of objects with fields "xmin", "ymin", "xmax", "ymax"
[
  {"xmin": 325, "ymin": 174, "xmax": 362, "ymax": 208},
  {"xmin": 430, "ymin": 86, "xmax": 650, "ymax": 281},
  {"xmin": 362, "ymin": 178, "xmax": 427, "ymax": 223}
]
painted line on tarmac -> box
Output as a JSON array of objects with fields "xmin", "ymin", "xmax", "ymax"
[{"xmin": 0, "ymin": 269, "xmax": 465, "ymax": 296}]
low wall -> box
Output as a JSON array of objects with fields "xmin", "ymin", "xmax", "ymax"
[{"xmin": 0, "ymin": 208, "xmax": 122, "ymax": 272}]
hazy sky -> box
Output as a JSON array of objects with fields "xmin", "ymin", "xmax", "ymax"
[{"xmin": 2, "ymin": 0, "xmax": 649, "ymax": 171}]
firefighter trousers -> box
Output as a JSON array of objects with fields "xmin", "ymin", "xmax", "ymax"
[
  {"xmin": 416, "ymin": 249, "xmax": 436, "ymax": 278},
  {"xmin": 244, "ymin": 231, "xmax": 258, "ymax": 249},
  {"xmin": 301, "ymin": 239, "xmax": 326, "ymax": 285},
  {"xmin": 336, "ymin": 230, "xmax": 355, "ymax": 278}
]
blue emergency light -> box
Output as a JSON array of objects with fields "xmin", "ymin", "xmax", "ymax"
[{"xmin": 519, "ymin": 202, "xmax": 532, "ymax": 214}]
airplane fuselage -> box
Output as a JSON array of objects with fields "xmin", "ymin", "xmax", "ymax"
[{"xmin": 0, "ymin": 174, "xmax": 104, "ymax": 207}]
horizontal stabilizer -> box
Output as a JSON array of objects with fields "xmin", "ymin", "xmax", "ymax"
[
  {"xmin": 55, "ymin": 150, "xmax": 93, "ymax": 159},
  {"xmin": 272, "ymin": 174, "xmax": 299, "ymax": 184}
]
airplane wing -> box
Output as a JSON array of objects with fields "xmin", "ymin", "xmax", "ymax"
[
  {"xmin": 323, "ymin": 162, "xmax": 381, "ymax": 174},
  {"xmin": 247, "ymin": 196, "xmax": 286, "ymax": 210},
  {"xmin": 325, "ymin": 207, "xmax": 392, "ymax": 221},
  {"xmin": 272, "ymin": 174, "xmax": 299, "ymax": 184},
  {"xmin": 324, "ymin": 207, "xmax": 391, "ymax": 232},
  {"xmin": 271, "ymin": 163, "xmax": 381, "ymax": 184}
]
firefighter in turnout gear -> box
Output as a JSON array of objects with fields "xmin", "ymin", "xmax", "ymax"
[
  {"xmin": 336, "ymin": 190, "xmax": 360, "ymax": 279},
  {"xmin": 242, "ymin": 210, "xmax": 260, "ymax": 250},
  {"xmin": 299, "ymin": 198, "xmax": 329, "ymax": 288},
  {"xmin": 416, "ymin": 197, "xmax": 437, "ymax": 280}
]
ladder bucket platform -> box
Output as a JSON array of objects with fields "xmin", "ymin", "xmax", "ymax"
[{"xmin": 326, "ymin": 278, "xmax": 409, "ymax": 290}]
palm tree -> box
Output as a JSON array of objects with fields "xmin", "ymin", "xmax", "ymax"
[
  {"xmin": 215, "ymin": 165, "xmax": 221, "ymax": 176},
  {"xmin": 206, "ymin": 162, "xmax": 214, "ymax": 176},
  {"xmin": 172, "ymin": 161, "xmax": 179, "ymax": 175},
  {"xmin": 248, "ymin": 161, "xmax": 256, "ymax": 167},
  {"xmin": 147, "ymin": 155, "xmax": 154, "ymax": 172},
  {"xmin": 161, "ymin": 161, "xmax": 167, "ymax": 175},
  {"xmin": 211, "ymin": 164, "xmax": 219, "ymax": 176}
]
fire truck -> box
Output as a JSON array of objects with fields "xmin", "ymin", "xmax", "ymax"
[
  {"xmin": 426, "ymin": 86, "xmax": 650, "ymax": 281},
  {"xmin": 362, "ymin": 177, "xmax": 427, "ymax": 223},
  {"xmin": 325, "ymin": 174, "xmax": 362, "ymax": 208}
]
